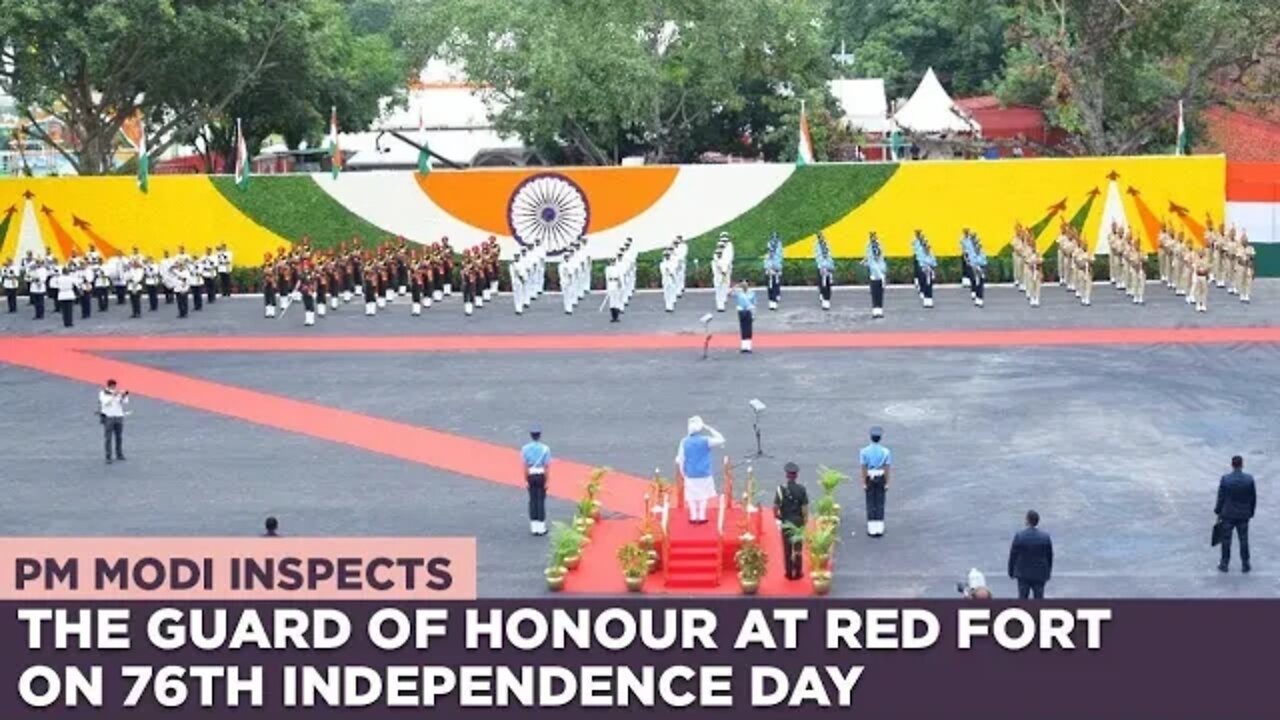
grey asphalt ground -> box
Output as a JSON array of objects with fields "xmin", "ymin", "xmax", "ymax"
[{"xmin": 2, "ymin": 280, "xmax": 1276, "ymax": 598}]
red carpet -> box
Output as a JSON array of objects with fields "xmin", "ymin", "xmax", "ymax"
[
  {"xmin": 9, "ymin": 325, "xmax": 1280, "ymax": 355},
  {"xmin": 561, "ymin": 505, "xmax": 813, "ymax": 597}
]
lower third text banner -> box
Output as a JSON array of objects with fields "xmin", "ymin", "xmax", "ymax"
[{"xmin": 2, "ymin": 600, "xmax": 1275, "ymax": 719}]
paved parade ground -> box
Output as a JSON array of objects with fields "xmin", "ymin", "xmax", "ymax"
[{"xmin": 2, "ymin": 281, "xmax": 1277, "ymax": 598}]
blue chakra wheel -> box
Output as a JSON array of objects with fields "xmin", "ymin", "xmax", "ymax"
[{"xmin": 506, "ymin": 173, "xmax": 590, "ymax": 255}]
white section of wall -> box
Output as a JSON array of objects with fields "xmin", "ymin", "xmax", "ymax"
[
  {"xmin": 1227, "ymin": 201, "xmax": 1279, "ymax": 243},
  {"xmin": 567, "ymin": 164, "xmax": 793, "ymax": 258},
  {"xmin": 15, "ymin": 199, "xmax": 46, "ymax": 258},
  {"xmin": 311, "ymin": 171, "xmax": 493, "ymax": 247},
  {"xmin": 312, "ymin": 165, "xmax": 794, "ymax": 259}
]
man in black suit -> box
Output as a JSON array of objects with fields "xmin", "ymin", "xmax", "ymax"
[
  {"xmin": 1008, "ymin": 510, "xmax": 1054, "ymax": 599},
  {"xmin": 1216, "ymin": 456, "xmax": 1256, "ymax": 573}
]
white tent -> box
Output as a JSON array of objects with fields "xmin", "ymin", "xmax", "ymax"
[
  {"xmin": 892, "ymin": 68, "xmax": 979, "ymax": 134},
  {"xmin": 828, "ymin": 78, "xmax": 892, "ymax": 134}
]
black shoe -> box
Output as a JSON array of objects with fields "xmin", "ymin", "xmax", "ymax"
[
  {"xmin": 105, "ymin": 457, "xmax": 113, "ymax": 464},
  {"xmin": 1218, "ymin": 563, "xmax": 1229, "ymax": 572},
  {"xmin": 1242, "ymin": 563, "xmax": 1251, "ymax": 574},
  {"xmin": 116, "ymin": 455, "xmax": 125, "ymax": 461}
]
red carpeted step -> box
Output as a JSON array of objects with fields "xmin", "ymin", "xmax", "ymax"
[
  {"xmin": 668, "ymin": 557, "xmax": 720, "ymax": 572},
  {"xmin": 665, "ymin": 572, "xmax": 721, "ymax": 589},
  {"xmin": 668, "ymin": 546, "xmax": 718, "ymax": 558}
]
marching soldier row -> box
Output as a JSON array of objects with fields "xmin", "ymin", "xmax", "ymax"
[
  {"xmin": 602, "ymin": 239, "xmax": 637, "ymax": 322},
  {"xmin": 1010, "ymin": 224, "xmax": 1043, "ymax": 307},
  {"xmin": 261, "ymin": 236, "xmax": 503, "ymax": 325},
  {"xmin": 911, "ymin": 230, "xmax": 938, "ymax": 308},
  {"xmin": 1055, "ymin": 223, "xmax": 1094, "ymax": 306},
  {"xmin": 3, "ymin": 245, "xmax": 233, "ymax": 325},
  {"xmin": 1105, "ymin": 222, "xmax": 1147, "ymax": 305},
  {"xmin": 557, "ymin": 240, "xmax": 593, "ymax": 314}
]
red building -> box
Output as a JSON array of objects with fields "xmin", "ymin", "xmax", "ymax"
[{"xmin": 955, "ymin": 96, "xmax": 1066, "ymax": 156}]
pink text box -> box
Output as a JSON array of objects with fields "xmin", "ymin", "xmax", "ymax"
[{"xmin": 0, "ymin": 537, "xmax": 476, "ymax": 600}]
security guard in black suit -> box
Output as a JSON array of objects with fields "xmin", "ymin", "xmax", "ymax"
[
  {"xmin": 1216, "ymin": 455, "xmax": 1257, "ymax": 573},
  {"xmin": 774, "ymin": 462, "xmax": 809, "ymax": 580},
  {"xmin": 1008, "ymin": 509, "xmax": 1054, "ymax": 599}
]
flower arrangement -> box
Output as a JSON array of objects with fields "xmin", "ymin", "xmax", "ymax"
[
  {"xmin": 734, "ymin": 539, "xmax": 768, "ymax": 594},
  {"xmin": 617, "ymin": 542, "xmax": 648, "ymax": 592}
]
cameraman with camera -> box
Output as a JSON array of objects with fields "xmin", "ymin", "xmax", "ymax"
[{"xmin": 98, "ymin": 379, "xmax": 129, "ymax": 464}]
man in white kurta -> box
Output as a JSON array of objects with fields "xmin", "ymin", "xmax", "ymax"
[{"xmin": 676, "ymin": 416, "xmax": 725, "ymax": 523}]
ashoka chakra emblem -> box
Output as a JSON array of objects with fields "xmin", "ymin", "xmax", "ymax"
[{"xmin": 506, "ymin": 173, "xmax": 590, "ymax": 255}]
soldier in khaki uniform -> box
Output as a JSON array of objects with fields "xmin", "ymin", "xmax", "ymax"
[
  {"xmin": 1157, "ymin": 224, "xmax": 1170, "ymax": 286},
  {"xmin": 1238, "ymin": 232, "xmax": 1255, "ymax": 303},
  {"xmin": 1184, "ymin": 237, "xmax": 1199, "ymax": 304},
  {"xmin": 1107, "ymin": 222, "xmax": 1123, "ymax": 289},
  {"xmin": 1058, "ymin": 225, "xmax": 1076, "ymax": 292},
  {"xmin": 1077, "ymin": 235, "xmax": 1094, "ymax": 306},
  {"xmin": 1026, "ymin": 230, "xmax": 1043, "ymax": 308},
  {"xmin": 1191, "ymin": 246, "xmax": 1210, "ymax": 313},
  {"xmin": 1130, "ymin": 230, "xmax": 1147, "ymax": 305},
  {"xmin": 1011, "ymin": 224, "xmax": 1024, "ymax": 292},
  {"xmin": 1207, "ymin": 219, "xmax": 1224, "ymax": 288}
]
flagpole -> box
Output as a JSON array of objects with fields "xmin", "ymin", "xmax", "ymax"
[{"xmin": 1176, "ymin": 100, "xmax": 1185, "ymax": 156}]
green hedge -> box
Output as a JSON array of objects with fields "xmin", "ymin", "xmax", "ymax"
[
  {"xmin": 226, "ymin": 255, "xmax": 1164, "ymax": 293},
  {"xmin": 210, "ymin": 175, "xmax": 389, "ymax": 248},
  {"xmin": 645, "ymin": 163, "xmax": 899, "ymax": 263}
]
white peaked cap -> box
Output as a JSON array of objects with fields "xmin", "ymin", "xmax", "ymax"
[
  {"xmin": 687, "ymin": 416, "xmax": 704, "ymax": 435},
  {"xmin": 967, "ymin": 568, "xmax": 987, "ymax": 591}
]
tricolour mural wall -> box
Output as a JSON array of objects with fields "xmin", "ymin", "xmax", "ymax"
[{"xmin": 1, "ymin": 156, "xmax": 1276, "ymax": 273}]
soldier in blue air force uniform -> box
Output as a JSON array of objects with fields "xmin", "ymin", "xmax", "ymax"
[
  {"xmin": 860, "ymin": 426, "xmax": 892, "ymax": 537},
  {"xmin": 913, "ymin": 230, "xmax": 937, "ymax": 308},
  {"xmin": 764, "ymin": 232, "xmax": 784, "ymax": 310},
  {"xmin": 521, "ymin": 427, "xmax": 552, "ymax": 536},
  {"xmin": 863, "ymin": 232, "xmax": 887, "ymax": 318},
  {"xmin": 815, "ymin": 233, "xmax": 835, "ymax": 310},
  {"xmin": 964, "ymin": 230, "xmax": 988, "ymax": 308}
]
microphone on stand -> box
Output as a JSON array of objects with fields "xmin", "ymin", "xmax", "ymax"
[{"xmin": 699, "ymin": 313, "xmax": 714, "ymax": 360}]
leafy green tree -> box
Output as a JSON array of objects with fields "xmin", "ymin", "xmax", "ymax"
[
  {"xmin": 0, "ymin": 0, "xmax": 407, "ymax": 175},
  {"xmin": 190, "ymin": 0, "xmax": 409, "ymax": 171},
  {"xmin": 996, "ymin": 0, "xmax": 1280, "ymax": 155},
  {"xmin": 421, "ymin": 0, "xmax": 832, "ymax": 164},
  {"xmin": 0, "ymin": 0, "xmax": 299, "ymax": 174},
  {"xmin": 827, "ymin": 0, "xmax": 1009, "ymax": 99}
]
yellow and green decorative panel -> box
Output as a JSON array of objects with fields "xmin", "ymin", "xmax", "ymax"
[{"xmin": 0, "ymin": 156, "xmax": 1257, "ymax": 272}]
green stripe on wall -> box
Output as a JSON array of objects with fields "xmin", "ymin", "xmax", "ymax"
[
  {"xmin": 1255, "ymin": 243, "xmax": 1280, "ymax": 277},
  {"xmin": 210, "ymin": 175, "xmax": 389, "ymax": 249},
  {"xmin": 650, "ymin": 163, "xmax": 898, "ymax": 262}
]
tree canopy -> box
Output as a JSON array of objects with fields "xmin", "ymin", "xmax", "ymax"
[
  {"xmin": 996, "ymin": 0, "xmax": 1280, "ymax": 155},
  {"xmin": 426, "ymin": 0, "xmax": 834, "ymax": 165},
  {"xmin": 1, "ymin": 0, "xmax": 1277, "ymax": 170},
  {"xmin": 0, "ymin": 0, "xmax": 409, "ymax": 175}
]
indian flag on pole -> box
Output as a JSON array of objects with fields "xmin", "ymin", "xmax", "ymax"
[
  {"xmin": 328, "ymin": 105, "xmax": 341, "ymax": 179},
  {"xmin": 796, "ymin": 100, "xmax": 814, "ymax": 166},
  {"xmin": 1176, "ymin": 100, "xmax": 1188, "ymax": 156},
  {"xmin": 136, "ymin": 121, "xmax": 149, "ymax": 193},
  {"xmin": 234, "ymin": 118, "xmax": 250, "ymax": 190},
  {"xmin": 418, "ymin": 139, "xmax": 432, "ymax": 175}
]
